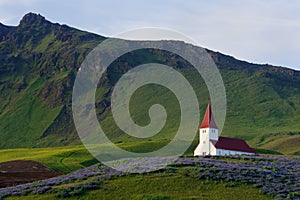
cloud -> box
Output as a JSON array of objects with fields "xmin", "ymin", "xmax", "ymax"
[
  {"xmin": 0, "ymin": 0, "xmax": 299, "ymax": 69},
  {"xmin": 0, "ymin": 0, "xmax": 38, "ymax": 6},
  {"xmin": 0, "ymin": 0, "xmax": 39, "ymax": 25}
]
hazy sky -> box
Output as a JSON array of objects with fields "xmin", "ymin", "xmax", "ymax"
[{"xmin": 1, "ymin": 0, "xmax": 300, "ymax": 70}]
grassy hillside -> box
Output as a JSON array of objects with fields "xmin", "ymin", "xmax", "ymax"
[
  {"xmin": 0, "ymin": 13, "xmax": 299, "ymax": 155},
  {"xmin": 0, "ymin": 13, "xmax": 104, "ymax": 148},
  {"xmin": 1, "ymin": 153, "xmax": 297, "ymax": 199},
  {"xmin": 6, "ymin": 173, "xmax": 272, "ymax": 200},
  {"xmin": 99, "ymin": 67, "xmax": 300, "ymax": 154},
  {"xmin": 3, "ymin": 155, "xmax": 287, "ymax": 200},
  {"xmin": 0, "ymin": 78, "xmax": 63, "ymax": 148}
]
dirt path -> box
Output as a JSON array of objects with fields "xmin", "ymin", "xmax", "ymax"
[{"xmin": 0, "ymin": 160, "xmax": 63, "ymax": 188}]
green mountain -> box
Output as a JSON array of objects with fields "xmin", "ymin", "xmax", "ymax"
[{"xmin": 0, "ymin": 13, "xmax": 299, "ymax": 155}]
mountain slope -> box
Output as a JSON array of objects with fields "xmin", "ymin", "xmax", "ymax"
[
  {"xmin": 0, "ymin": 13, "xmax": 299, "ymax": 154},
  {"xmin": 0, "ymin": 13, "xmax": 105, "ymax": 147}
]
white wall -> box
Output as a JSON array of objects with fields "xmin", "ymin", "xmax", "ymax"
[
  {"xmin": 194, "ymin": 128, "xmax": 218, "ymax": 156},
  {"xmin": 209, "ymin": 128, "xmax": 218, "ymax": 141},
  {"xmin": 216, "ymin": 149, "xmax": 254, "ymax": 156},
  {"xmin": 210, "ymin": 142, "xmax": 217, "ymax": 155}
]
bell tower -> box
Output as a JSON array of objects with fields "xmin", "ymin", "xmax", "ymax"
[{"xmin": 194, "ymin": 104, "xmax": 218, "ymax": 156}]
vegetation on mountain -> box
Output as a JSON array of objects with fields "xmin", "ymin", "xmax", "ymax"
[{"xmin": 0, "ymin": 13, "xmax": 299, "ymax": 155}]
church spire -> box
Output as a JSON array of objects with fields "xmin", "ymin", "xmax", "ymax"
[{"xmin": 200, "ymin": 104, "xmax": 218, "ymax": 129}]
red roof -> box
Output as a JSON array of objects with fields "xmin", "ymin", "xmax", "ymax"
[
  {"xmin": 200, "ymin": 104, "xmax": 218, "ymax": 129},
  {"xmin": 212, "ymin": 136, "xmax": 255, "ymax": 153}
]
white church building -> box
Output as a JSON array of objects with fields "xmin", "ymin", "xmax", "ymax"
[{"xmin": 194, "ymin": 104, "xmax": 255, "ymax": 156}]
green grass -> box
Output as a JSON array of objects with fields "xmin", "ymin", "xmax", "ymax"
[
  {"xmin": 0, "ymin": 137, "xmax": 295, "ymax": 175},
  {"xmin": 6, "ymin": 171, "xmax": 272, "ymax": 200},
  {"xmin": 0, "ymin": 145, "xmax": 94, "ymax": 172},
  {"xmin": 252, "ymin": 131, "xmax": 300, "ymax": 155},
  {"xmin": 0, "ymin": 139, "xmax": 187, "ymax": 172},
  {"xmin": 254, "ymin": 148, "xmax": 283, "ymax": 155},
  {"xmin": 34, "ymin": 32, "xmax": 56, "ymax": 52},
  {"xmin": 258, "ymin": 135, "xmax": 300, "ymax": 155},
  {"xmin": 0, "ymin": 78, "xmax": 63, "ymax": 148}
]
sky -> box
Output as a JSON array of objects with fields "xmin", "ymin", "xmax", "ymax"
[{"xmin": 0, "ymin": 0, "xmax": 300, "ymax": 70}]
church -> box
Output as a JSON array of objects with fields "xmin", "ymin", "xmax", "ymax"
[{"xmin": 194, "ymin": 104, "xmax": 255, "ymax": 156}]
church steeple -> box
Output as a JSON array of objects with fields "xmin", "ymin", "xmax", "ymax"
[
  {"xmin": 194, "ymin": 103, "xmax": 219, "ymax": 156},
  {"xmin": 200, "ymin": 104, "xmax": 218, "ymax": 129}
]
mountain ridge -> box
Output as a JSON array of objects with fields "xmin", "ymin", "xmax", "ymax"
[{"xmin": 0, "ymin": 13, "xmax": 299, "ymax": 155}]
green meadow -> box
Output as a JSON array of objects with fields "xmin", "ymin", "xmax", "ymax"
[
  {"xmin": 0, "ymin": 145, "xmax": 92, "ymax": 172},
  {"xmin": 0, "ymin": 138, "xmax": 297, "ymax": 175},
  {"xmin": 6, "ymin": 167, "xmax": 272, "ymax": 200}
]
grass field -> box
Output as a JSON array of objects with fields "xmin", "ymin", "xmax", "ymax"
[
  {"xmin": 0, "ymin": 140, "xmax": 183, "ymax": 173},
  {"xmin": 0, "ymin": 146, "xmax": 297, "ymax": 199},
  {"xmin": 0, "ymin": 145, "xmax": 93, "ymax": 172},
  {"xmin": 5, "ymin": 169, "xmax": 272, "ymax": 200},
  {"xmin": 0, "ymin": 134, "xmax": 298, "ymax": 174},
  {"xmin": 256, "ymin": 134, "xmax": 300, "ymax": 155}
]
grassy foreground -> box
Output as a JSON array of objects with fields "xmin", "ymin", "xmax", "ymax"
[
  {"xmin": 6, "ymin": 171, "xmax": 272, "ymax": 200},
  {"xmin": 1, "ymin": 152, "xmax": 298, "ymax": 199}
]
